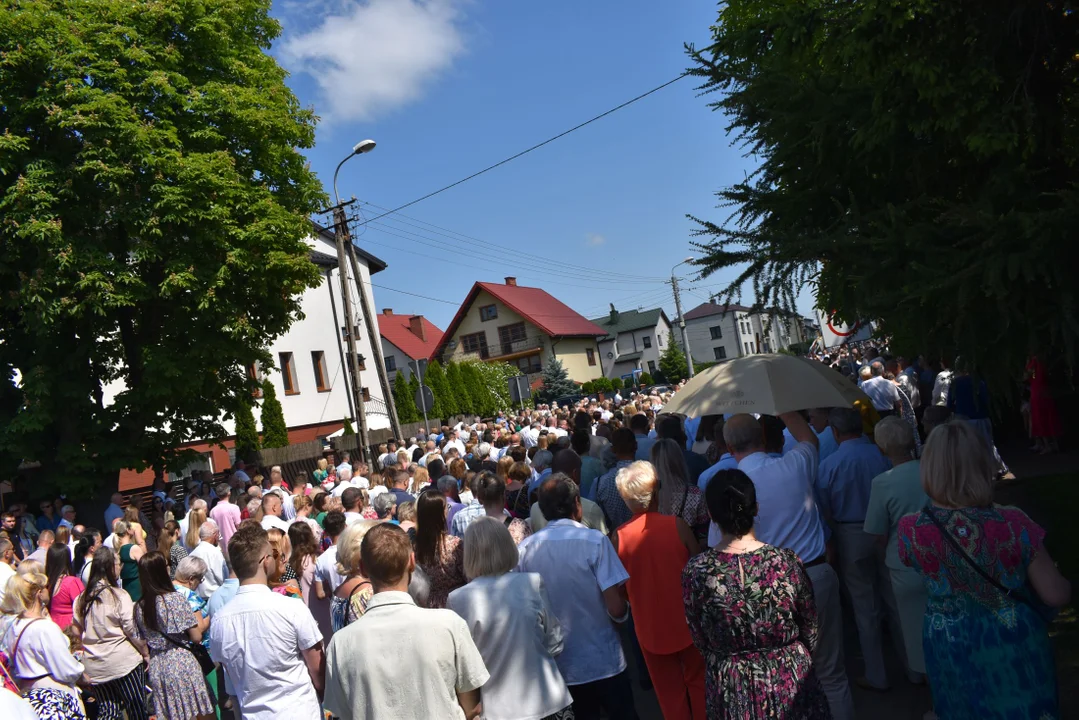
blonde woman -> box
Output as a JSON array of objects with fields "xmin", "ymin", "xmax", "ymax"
[
  {"xmin": 367, "ymin": 471, "xmax": 388, "ymax": 500},
  {"xmin": 898, "ymin": 419, "xmax": 1071, "ymax": 718},
  {"xmin": 183, "ymin": 506, "xmax": 207, "ymax": 552},
  {"xmin": 291, "ymin": 493, "xmax": 323, "ymax": 544},
  {"xmin": 330, "ymin": 520, "xmax": 379, "ymax": 632},
  {"xmin": 123, "ymin": 504, "xmax": 148, "ymax": 553},
  {"xmin": 410, "ymin": 466, "xmax": 431, "ymax": 495},
  {"xmin": 0, "ymin": 572, "xmax": 86, "ymax": 718},
  {"xmin": 313, "ymin": 458, "xmax": 329, "ymax": 484},
  {"xmin": 113, "ymin": 520, "xmax": 144, "ymax": 601}
]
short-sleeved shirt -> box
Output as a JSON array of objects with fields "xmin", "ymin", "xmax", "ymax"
[
  {"xmin": 863, "ymin": 460, "xmax": 927, "ymax": 570},
  {"xmin": 816, "ymin": 436, "xmax": 891, "ymax": 524},
  {"xmin": 315, "ymin": 544, "xmax": 347, "ymax": 594},
  {"xmin": 696, "ymin": 453, "xmax": 738, "ymax": 492},
  {"xmin": 209, "ymin": 584, "xmax": 324, "ymax": 720},
  {"xmin": 324, "ymin": 591, "xmax": 489, "ymax": 720},
  {"xmin": 516, "ymin": 518, "xmax": 630, "ymax": 685},
  {"xmin": 861, "ymin": 376, "xmax": 900, "ymax": 411}
]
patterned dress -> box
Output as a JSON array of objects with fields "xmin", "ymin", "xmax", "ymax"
[
  {"xmin": 659, "ymin": 484, "xmax": 711, "ymax": 541},
  {"xmin": 417, "ymin": 534, "xmax": 466, "ymax": 609},
  {"xmin": 681, "ymin": 546, "xmax": 830, "ymax": 719},
  {"xmin": 134, "ymin": 592, "xmax": 215, "ymax": 720},
  {"xmin": 898, "ymin": 505, "xmax": 1058, "ymax": 719}
]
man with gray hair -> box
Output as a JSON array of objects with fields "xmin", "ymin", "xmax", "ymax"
[
  {"xmin": 189, "ymin": 518, "xmax": 227, "ymax": 599},
  {"xmin": 816, "ymin": 407, "xmax": 894, "ymax": 692},
  {"xmin": 58, "ymin": 504, "xmax": 76, "ymax": 530},
  {"xmin": 717, "ymin": 411, "xmax": 854, "ymax": 720},
  {"xmin": 372, "ymin": 492, "xmax": 397, "ymax": 521},
  {"xmin": 527, "ymin": 449, "xmax": 554, "ymax": 495}
]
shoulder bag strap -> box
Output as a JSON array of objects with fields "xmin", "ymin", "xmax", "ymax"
[
  {"xmin": 10, "ymin": 618, "xmax": 43, "ymax": 666},
  {"xmin": 919, "ymin": 509, "xmax": 1028, "ymax": 606}
]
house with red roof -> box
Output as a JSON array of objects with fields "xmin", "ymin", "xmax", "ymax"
[
  {"xmin": 378, "ymin": 309, "xmax": 444, "ymax": 380},
  {"xmin": 431, "ymin": 277, "xmax": 607, "ymax": 383}
]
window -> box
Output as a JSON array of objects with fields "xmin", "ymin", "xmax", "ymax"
[
  {"xmin": 460, "ymin": 332, "xmax": 488, "ymax": 356},
  {"xmin": 479, "ymin": 304, "xmax": 498, "ymax": 321},
  {"xmin": 647, "ymin": 360, "xmax": 656, "ymax": 373},
  {"xmin": 498, "ymin": 322, "xmax": 527, "ymax": 345},
  {"xmin": 361, "ymin": 386, "xmax": 371, "ymax": 402},
  {"xmin": 246, "ymin": 362, "xmax": 263, "ymax": 398},
  {"xmin": 384, "ymin": 355, "xmax": 396, "ymax": 373},
  {"xmin": 709, "ymin": 326, "xmax": 723, "ymax": 340},
  {"xmin": 513, "ymin": 356, "xmax": 541, "ymax": 373},
  {"xmin": 744, "ymin": 342, "xmax": 750, "ymax": 354},
  {"xmin": 346, "ymin": 352, "xmax": 366, "ymax": 371},
  {"xmin": 586, "ymin": 348, "xmax": 596, "ymax": 366},
  {"xmin": 713, "ymin": 346, "xmax": 727, "ymax": 360},
  {"xmin": 279, "ymin": 352, "xmax": 299, "ymax": 394},
  {"xmin": 311, "ymin": 351, "xmax": 329, "ymax": 392},
  {"xmin": 340, "ymin": 325, "xmax": 360, "ymax": 341},
  {"xmin": 642, "ymin": 336, "xmax": 652, "ymax": 349}
]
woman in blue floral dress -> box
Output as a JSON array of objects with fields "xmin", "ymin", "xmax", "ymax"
[
  {"xmin": 682, "ymin": 469, "xmax": 830, "ymax": 719},
  {"xmin": 898, "ymin": 419, "xmax": 1070, "ymax": 720}
]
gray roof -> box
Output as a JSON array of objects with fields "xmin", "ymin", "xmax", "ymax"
[
  {"xmin": 613, "ymin": 350, "xmax": 643, "ymax": 362},
  {"xmin": 589, "ymin": 307, "xmax": 668, "ymax": 342},
  {"xmin": 310, "ymin": 221, "xmax": 388, "ymax": 275},
  {"xmin": 683, "ymin": 302, "xmax": 753, "ymax": 321}
]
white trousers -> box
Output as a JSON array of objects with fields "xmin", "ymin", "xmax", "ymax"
[{"xmin": 807, "ymin": 562, "xmax": 854, "ymax": 720}]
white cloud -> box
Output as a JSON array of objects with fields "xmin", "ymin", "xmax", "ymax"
[
  {"xmin": 280, "ymin": 0, "xmax": 467, "ymax": 123},
  {"xmin": 585, "ymin": 233, "xmax": 606, "ymax": 246}
]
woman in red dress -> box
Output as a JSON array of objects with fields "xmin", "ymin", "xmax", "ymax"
[{"xmin": 1025, "ymin": 356, "xmax": 1061, "ymax": 454}]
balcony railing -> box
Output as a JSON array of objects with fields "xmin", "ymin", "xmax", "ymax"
[{"xmin": 459, "ymin": 335, "xmax": 545, "ymax": 361}]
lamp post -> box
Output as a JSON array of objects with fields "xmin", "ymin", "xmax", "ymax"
[{"xmin": 671, "ymin": 256, "xmax": 696, "ymax": 380}]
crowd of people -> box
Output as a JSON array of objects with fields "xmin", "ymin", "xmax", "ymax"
[{"xmin": 0, "ymin": 347, "xmax": 1071, "ymax": 720}]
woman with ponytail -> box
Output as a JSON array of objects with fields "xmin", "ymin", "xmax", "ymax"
[{"xmin": 681, "ymin": 469, "xmax": 830, "ymax": 719}]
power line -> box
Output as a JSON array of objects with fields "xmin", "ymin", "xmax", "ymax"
[
  {"xmin": 358, "ymin": 73, "xmax": 689, "ymax": 226},
  {"xmin": 364, "ymin": 280, "xmax": 460, "ymax": 306}
]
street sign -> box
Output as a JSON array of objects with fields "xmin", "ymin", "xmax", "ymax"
[
  {"xmin": 415, "ymin": 384, "xmax": 434, "ymax": 414},
  {"xmin": 816, "ymin": 309, "xmax": 873, "ymax": 348},
  {"xmin": 508, "ymin": 375, "xmax": 530, "ymax": 404}
]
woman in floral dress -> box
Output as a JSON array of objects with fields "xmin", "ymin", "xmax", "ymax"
[
  {"xmin": 898, "ymin": 419, "xmax": 1070, "ymax": 719},
  {"xmin": 651, "ymin": 439, "xmax": 711, "ymax": 542},
  {"xmin": 413, "ymin": 490, "xmax": 466, "ymax": 608},
  {"xmin": 682, "ymin": 469, "xmax": 830, "ymax": 719}
]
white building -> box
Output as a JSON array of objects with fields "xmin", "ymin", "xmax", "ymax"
[
  {"xmin": 110, "ymin": 223, "xmax": 391, "ymax": 487},
  {"xmin": 680, "ymin": 302, "xmax": 806, "ymax": 364},
  {"xmin": 589, "ymin": 306, "xmax": 672, "ymax": 379}
]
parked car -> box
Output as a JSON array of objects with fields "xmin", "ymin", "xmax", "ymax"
[
  {"xmin": 645, "ymin": 384, "xmax": 672, "ymax": 395},
  {"xmin": 552, "ymin": 394, "xmax": 584, "ymax": 407}
]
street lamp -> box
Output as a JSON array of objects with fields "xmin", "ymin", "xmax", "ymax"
[
  {"xmin": 333, "ymin": 139, "xmax": 377, "ymax": 206},
  {"xmin": 671, "ymin": 256, "xmax": 696, "ymax": 379}
]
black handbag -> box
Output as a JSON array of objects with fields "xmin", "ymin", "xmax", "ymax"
[
  {"xmin": 920, "ymin": 508, "xmax": 1057, "ymax": 624},
  {"xmin": 162, "ymin": 630, "xmax": 216, "ymax": 676}
]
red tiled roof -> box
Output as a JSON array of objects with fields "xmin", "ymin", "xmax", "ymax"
[
  {"xmin": 433, "ymin": 281, "xmax": 607, "ymax": 358},
  {"xmin": 378, "ymin": 312, "xmax": 444, "ymax": 361}
]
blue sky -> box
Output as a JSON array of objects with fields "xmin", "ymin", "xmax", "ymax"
[{"xmin": 273, "ymin": 0, "xmax": 815, "ymax": 331}]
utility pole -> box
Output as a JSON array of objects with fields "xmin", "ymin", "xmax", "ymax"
[
  {"xmin": 346, "ymin": 239, "xmax": 403, "ymax": 440},
  {"xmin": 670, "ymin": 275, "xmax": 695, "ymax": 381},
  {"xmin": 330, "ymin": 199, "xmax": 370, "ymax": 463}
]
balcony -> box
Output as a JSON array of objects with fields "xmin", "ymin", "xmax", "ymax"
[{"xmin": 447, "ymin": 335, "xmax": 546, "ymax": 364}]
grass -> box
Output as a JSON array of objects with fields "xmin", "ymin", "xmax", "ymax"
[{"xmin": 995, "ymin": 472, "xmax": 1078, "ymax": 713}]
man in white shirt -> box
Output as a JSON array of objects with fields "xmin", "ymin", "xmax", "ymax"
[
  {"xmin": 0, "ymin": 538, "xmax": 16, "ymax": 604},
  {"xmin": 405, "ymin": 437, "xmax": 420, "ymax": 458},
  {"xmin": 189, "ymin": 519, "xmax": 227, "ymax": 600},
  {"xmin": 341, "ymin": 488, "xmax": 365, "ymax": 526},
  {"xmin": 517, "ymin": 475, "xmax": 635, "ymax": 718},
  {"xmin": 444, "ymin": 429, "xmax": 466, "ymax": 458},
  {"xmin": 323, "ymin": 523, "xmax": 487, "ymax": 720},
  {"xmin": 860, "ymin": 362, "xmax": 900, "ymax": 417},
  {"xmin": 315, "ymin": 512, "xmax": 348, "ymax": 595},
  {"xmin": 720, "ymin": 413, "xmax": 854, "ymax": 720},
  {"xmin": 258, "ymin": 494, "xmax": 290, "ymax": 533},
  {"xmin": 210, "ymin": 523, "xmax": 325, "ymax": 720}
]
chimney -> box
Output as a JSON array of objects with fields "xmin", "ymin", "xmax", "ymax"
[
  {"xmin": 608, "ymin": 303, "xmax": 619, "ymax": 325},
  {"xmin": 504, "ymin": 276, "xmax": 517, "ymax": 286},
  {"xmin": 408, "ymin": 315, "xmax": 426, "ymax": 342},
  {"xmin": 382, "ymin": 308, "xmax": 393, "ymax": 316}
]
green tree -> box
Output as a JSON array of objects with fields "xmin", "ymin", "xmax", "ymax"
[
  {"xmin": 445, "ymin": 362, "xmax": 473, "ymax": 416},
  {"xmin": 658, "ymin": 331, "xmax": 688, "ymax": 384},
  {"xmin": 460, "ymin": 362, "xmax": 493, "ymax": 417},
  {"xmin": 233, "ymin": 401, "xmax": 260, "ymax": 462},
  {"xmin": 537, "ymin": 357, "xmax": 577, "ymax": 402},
  {"xmin": 342, "ymin": 417, "xmax": 355, "ymax": 436},
  {"xmin": 423, "ymin": 360, "xmax": 451, "ymax": 421},
  {"xmin": 581, "ymin": 381, "xmax": 595, "ymax": 394},
  {"xmin": 393, "ymin": 372, "xmax": 418, "ymax": 423},
  {"xmin": 688, "ymin": 0, "xmax": 1079, "ymax": 393},
  {"xmin": 611, "ymin": 378, "xmax": 624, "ymax": 391},
  {"xmin": 260, "ymin": 380, "xmax": 289, "ymax": 449},
  {"xmin": 594, "ymin": 377, "xmax": 614, "ymax": 393},
  {"xmin": 0, "ymin": 0, "xmax": 323, "ymax": 494},
  {"xmin": 468, "ymin": 361, "xmax": 519, "ymax": 410},
  {"xmin": 639, "ymin": 372, "xmax": 654, "ymax": 386},
  {"xmin": 407, "ymin": 372, "xmax": 426, "ymax": 420}
]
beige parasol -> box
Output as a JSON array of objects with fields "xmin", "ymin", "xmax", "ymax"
[{"xmin": 661, "ymin": 354, "xmax": 871, "ymax": 417}]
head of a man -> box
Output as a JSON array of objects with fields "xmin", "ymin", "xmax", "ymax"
[
  {"xmin": 828, "ymin": 407, "xmax": 864, "ymax": 442},
  {"xmin": 1, "ymin": 512, "xmax": 15, "ymax": 533},
  {"xmin": 859, "ymin": 366, "xmax": 873, "ymax": 382},
  {"xmin": 807, "ymin": 408, "xmax": 831, "ymax": 434},
  {"xmin": 436, "ymin": 475, "xmax": 461, "ymax": 502},
  {"xmin": 39, "ymin": 500, "xmax": 54, "ymax": 517},
  {"xmin": 0, "ymin": 538, "xmax": 13, "ymax": 565},
  {"xmin": 610, "ymin": 427, "xmax": 638, "ymax": 460},
  {"xmin": 110, "ymin": 492, "xmax": 124, "ymax": 508},
  {"xmin": 228, "ymin": 523, "xmax": 274, "ymax": 581},
  {"xmin": 261, "ymin": 493, "xmax": 282, "ymax": 519},
  {"xmin": 359, "ymin": 523, "xmax": 413, "ymax": 591},
  {"xmin": 216, "ymin": 483, "xmax": 232, "ymax": 502},
  {"xmin": 723, "ymin": 414, "xmax": 765, "ymax": 461},
  {"xmin": 870, "ymin": 361, "xmax": 884, "ymax": 378},
  {"xmin": 269, "ymin": 466, "xmax": 283, "ymax": 487},
  {"xmin": 37, "ymin": 529, "xmax": 55, "ymax": 549},
  {"xmin": 341, "ymin": 487, "xmax": 362, "ymax": 513},
  {"xmin": 391, "ymin": 470, "xmax": 409, "ymax": 490},
  {"xmin": 532, "ymin": 449, "xmax": 554, "ymax": 472},
  {"xmin": 551, "ymin": 449, "xmax": 583, "ymax": 485},
  {"xmin": 199, "ymin": 519, "xmax": 220, "ymax": 545},
  {"xmin": 537, "ymin": 474, "xmax": 582, "ymax": 523},
  {"xmin": 372, "ymin": 492, "xmax": 397, "ymax": 520},
  {"xmin": 629, "ymin": 413, "xmax": 650, "ymax": 436}
]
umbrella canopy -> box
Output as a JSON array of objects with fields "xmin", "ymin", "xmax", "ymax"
[{"xmin": 662, "ymin": 354, "xmax": 871, "ymax": 418}]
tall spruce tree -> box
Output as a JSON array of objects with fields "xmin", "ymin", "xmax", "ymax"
[
  {"xmin": 393, "ymin": 372, "xmax": 418, "ymax": 423},
  {"xmin": 233, "ymin": 401, "xmax": 260, "ymax": 462},
  {"xmin": 423, "ymin": 360, "xmax": 451, "ymax": 421},
  {"xmin": 260, "ymin": 380, "xmax": 289, "ymax": 448},
  {"xmin": 658, "ymin": 331, "xmax": 688, "ymax": 384},
  {"xmin": 445, "ymin": 362, "xmax": 473, "ymax": 416},
  {"xmin": 538, "ymin": 357, "xmax": 577, "ymax": 402}
]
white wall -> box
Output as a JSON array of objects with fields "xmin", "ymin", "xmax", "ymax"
[
  {"xmin": 99, "ymin": 233, "xmax": 390, "ymax": 439},
  {"xmin": 381, "ymin": 338, "xmax": 412, "ymax": 381},
  {"xmin": 683, "ymin": 312, "xmax": 741, "ymax": 363},
  {"xmin": 599, "ymin": 316, "xmax": 671, "ymax": 379}
]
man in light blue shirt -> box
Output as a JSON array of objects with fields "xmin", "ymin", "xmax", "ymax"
[
  {"xmin": 629, "ymin": 414, "xmax": 656, "ymax": 461},
  {"xmin": 719, "ymin": 412, "xmax": 854, "ymax": 720},
  {"xmin": 808, "ymin": 408, "xmax": 840, "ymax": 462},
  {"xmin": 816, "ymin": 407, "xmax": 893, "ymax": 692}
]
